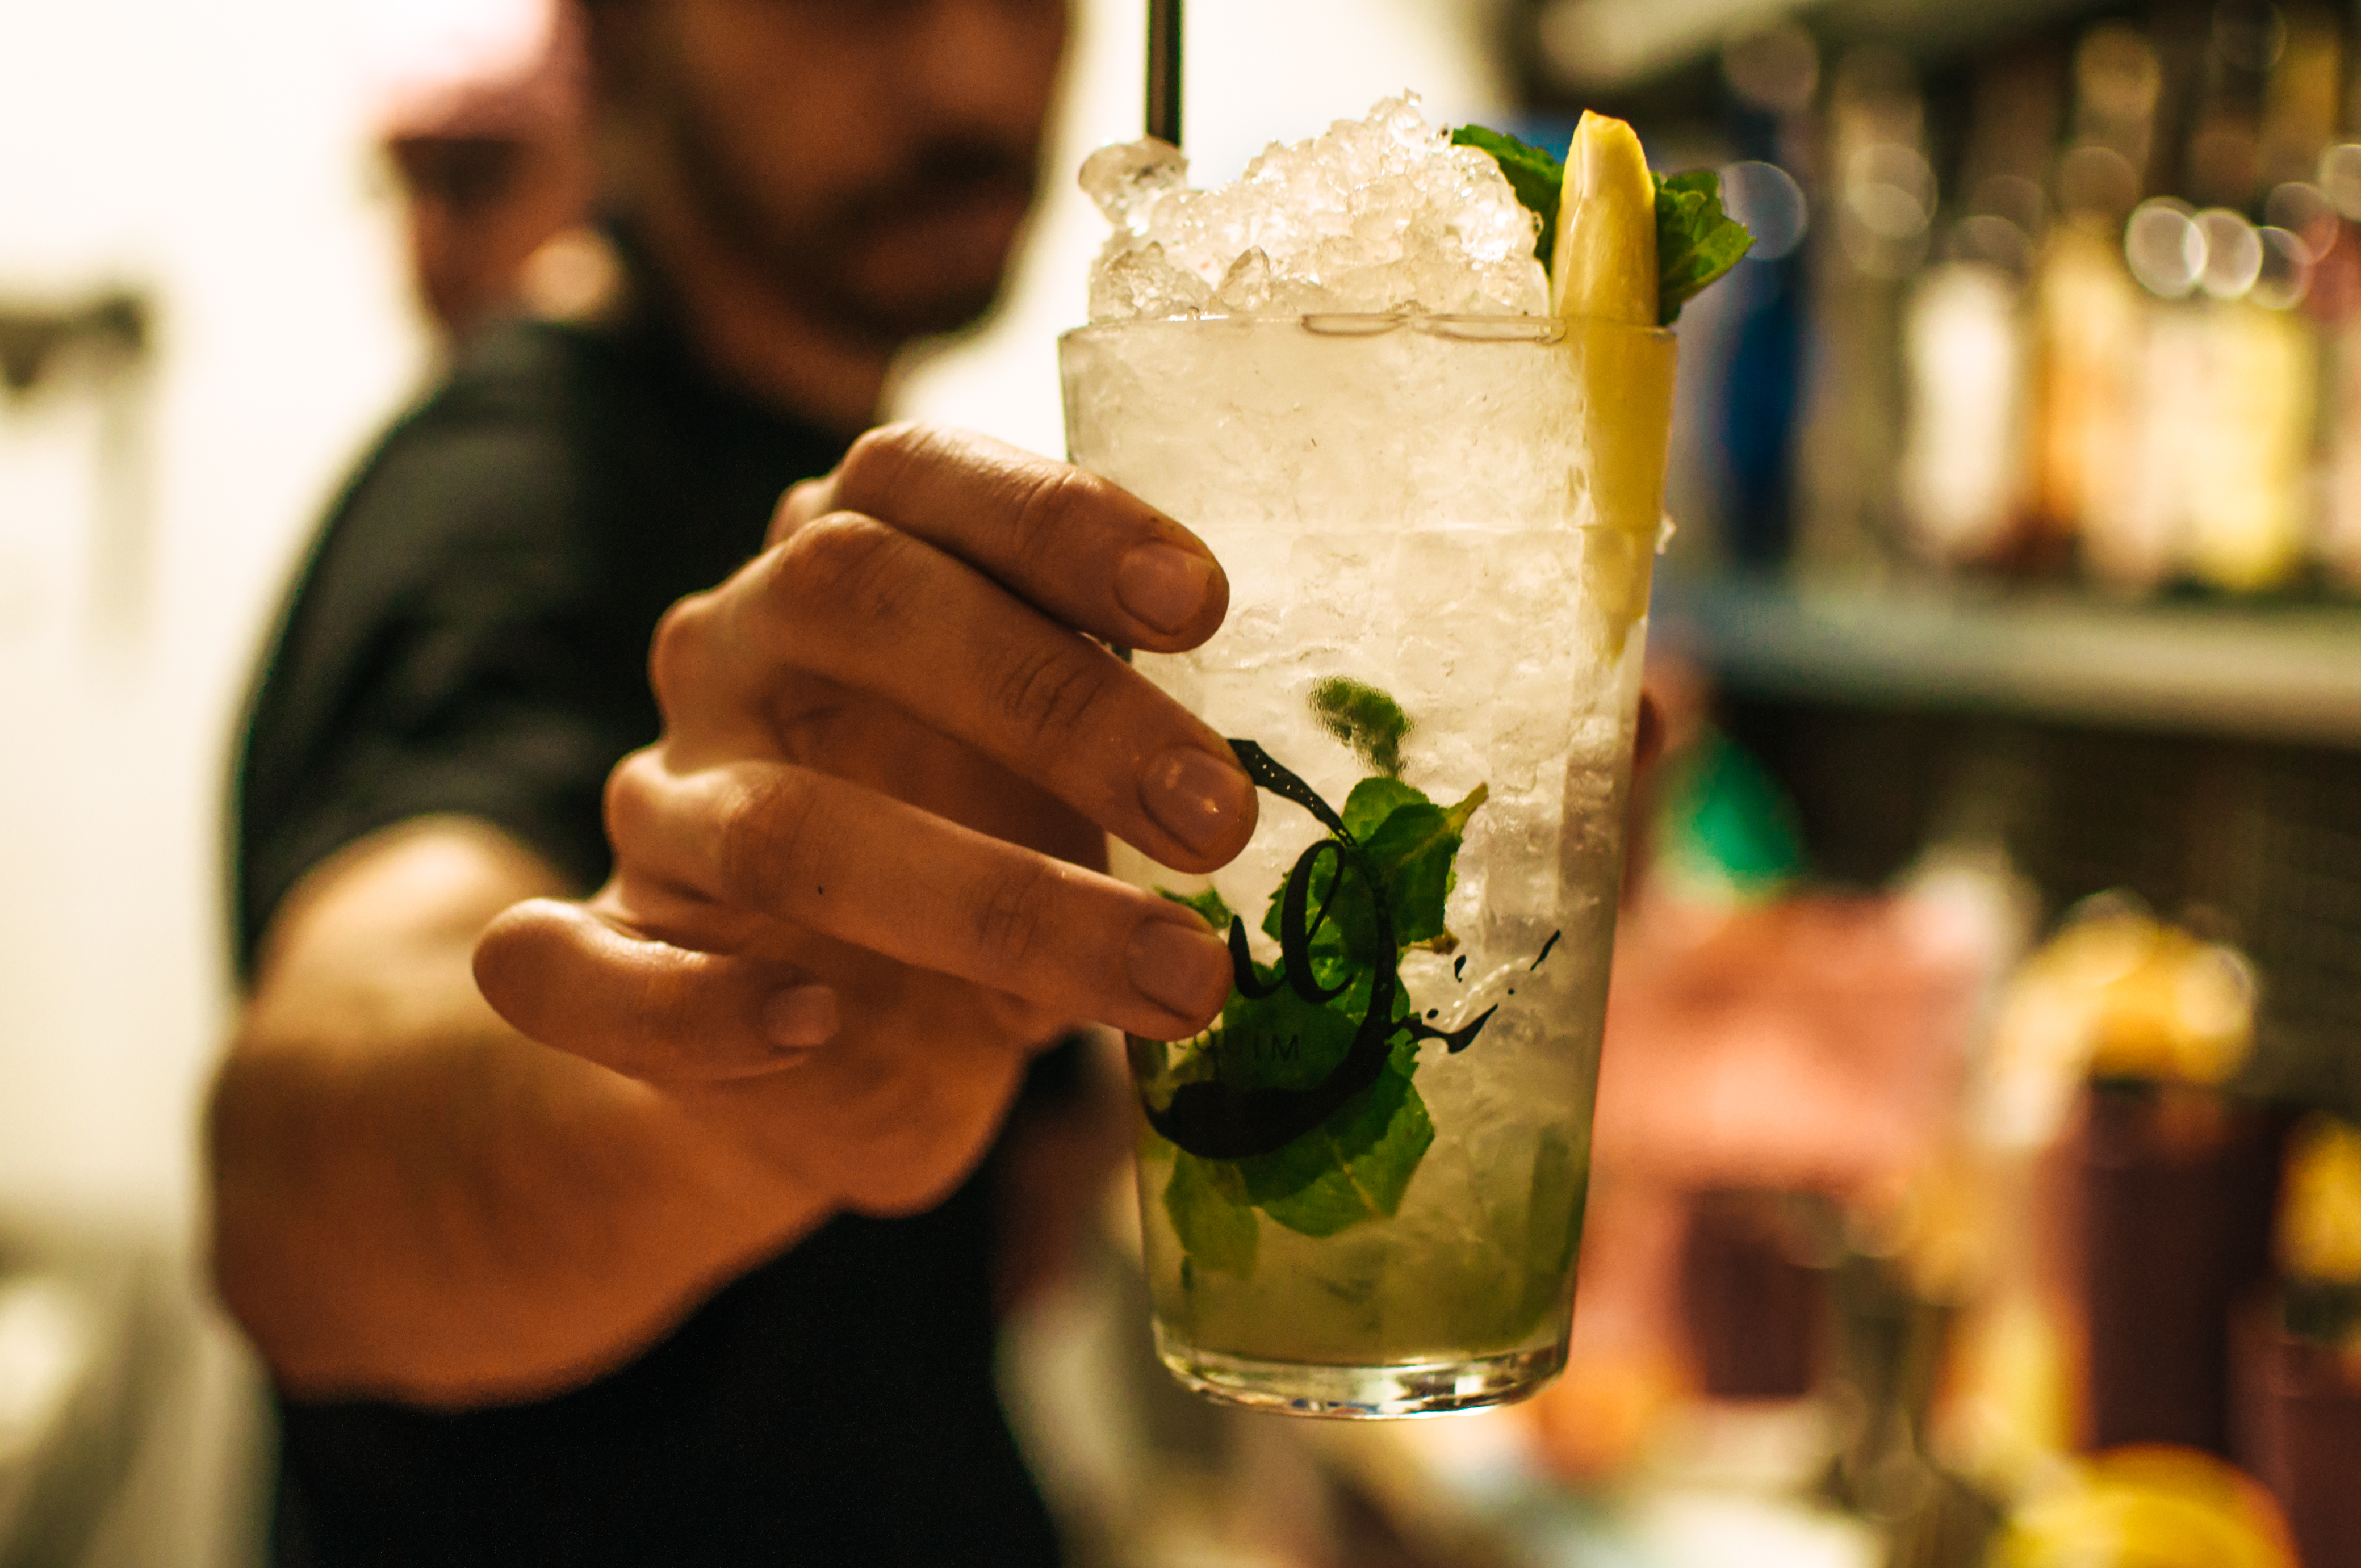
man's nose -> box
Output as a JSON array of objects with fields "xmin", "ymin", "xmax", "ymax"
[{"xmin": 904, "ymin": 0, "xmax": 1069, "ymax": 140}]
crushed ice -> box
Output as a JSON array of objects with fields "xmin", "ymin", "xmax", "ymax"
[{"xmin": 1081, "ymin": 94, "xmax": 1550, "ymax": 323}]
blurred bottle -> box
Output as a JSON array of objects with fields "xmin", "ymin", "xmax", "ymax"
[
  {"xmin": 1957, "ymin": 896, "xmax": 2276, "ymax": 1461},
  {"xmin": 1795, "ymin": 49, "xmax": 1930, "ymax": 574},
  {"xmin": 1898, "ymin": 45, "xmax": 2058, "ymax": 571},
  {"xmin": 2178, "ymin": 3, "xmax": 2325, "ymax": 594},
  {"xmin": 2080, "ymin": 5, "xmax": 2325, "ymax": 596},
  {"xmin": 2317, "ymin": 145, "xmax": 2361, "ymax": 588},
  {"xmin": 2234, "ymin": 1113, "xmax": 2361, "ymax": 1568},
  {"xmin": 2257, "ymin": 3, "xmax": 2341, "ymax": 191},
  {"xmin": 2025, "ymin": 24, "xmax": 2154, "ymax": 580},
  {"xmin": 2175, "ymin": 287, "xmax": 2315, "ymax": 596},
  {"xmin": 2049, "ymin": 902, "xmax": 2280, "ymax": 1458},
  {"xmin": 1711, "ymin": 22, "xmax": 1819, "ymax": 572},
  {"xmin": 2309, "ymin": 28, "xmax": 2361, "ymax": 592}
]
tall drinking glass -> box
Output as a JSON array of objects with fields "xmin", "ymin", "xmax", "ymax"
[{"xmin": 1061, "ymin": 311, "xmax": 1677, "ymax": 1416}]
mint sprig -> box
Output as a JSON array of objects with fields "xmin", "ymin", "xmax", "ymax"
[
  {"xmin": 1152, "ymin": 686, "xmax": 1488, "ymax": 1277},
  {"xmin": 1450, "ymin": 124, "xmax": 1757, "ymax": 324},
  {"xmin": 1655, "ymin": 169, "xmax": 1755, "ymax": 322}
]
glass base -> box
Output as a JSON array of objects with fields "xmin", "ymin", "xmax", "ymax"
[{"xmin": 1153, "ymin": 1323, "xmax": 1567, "ymax": 1418}]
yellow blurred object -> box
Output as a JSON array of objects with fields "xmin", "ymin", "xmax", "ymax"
[
  {"xmin": 2278, "ymin": 1113, "xmax": 2361, "ymax": 1286},
  {"xmin": 1987, "ymin": 905, "xmax": 2255, "ymax": 1139},
  {"xmin": 1939, "ymin": 1292, "xmax": 2079, "ymax": 1493},
  {"xmin": 2180, "ymin": 305, "xmax": 2316, "ymax": 596},
  {"xmin": 1992, "ymin": 1448, "xmax": 2296, "ymax": 1568},
  {"xmin": 2083, "ymin": 926, "xmax": 2255, "ymax": 1087},
  {"xmin": 1551, "ymin": 111, "xmax": 1658, "ymax": 326}
]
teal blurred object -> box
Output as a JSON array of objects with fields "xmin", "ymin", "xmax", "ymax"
[{"xmin": 1653, "ymin": 727, "xmax": 1809, "ymax": 900}]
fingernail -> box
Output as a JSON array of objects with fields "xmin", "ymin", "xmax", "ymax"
[
  {"xmin": 763, "ymin": 985, "xmax": 840, "ymax": 1052},
  {"xmin": 1115, "ymin": 542, "xmax": 1216, "ymax": 635},
  {"xmin": 1140, "ymin": 747, "xmax": 1254, "ymax": 857},
  {"xmin": 1126, "ymin": 918, "xmax": 1234, "ymax": 1021}
]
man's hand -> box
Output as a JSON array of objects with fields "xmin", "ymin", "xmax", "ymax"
[{"xmin": 474, "ymin": 425, "xmax": 1255, "ymax": 1216}]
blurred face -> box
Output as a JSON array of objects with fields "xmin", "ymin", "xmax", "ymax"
[
  {"xmin": 601, "ymin": 0, "xmax": 1068, "ymax": 343},
  {"xmin": 391, "ymin": 133, "xmax": 593, "ymax": 341}
]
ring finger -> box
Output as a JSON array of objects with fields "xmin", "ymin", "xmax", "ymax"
[{"xmin": 607, "ymin": 748, "xmax": 1236, "ymax": 1042}]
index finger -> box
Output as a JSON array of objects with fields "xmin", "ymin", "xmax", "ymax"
[{"xmin": 812, "ymin": 423, "xmax": 1228, "ymax": 655}]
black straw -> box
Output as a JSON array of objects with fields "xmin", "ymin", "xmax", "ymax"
[{"xmin": 1148, "ymin": 0, "xmax": 1183, "ymax": 145}]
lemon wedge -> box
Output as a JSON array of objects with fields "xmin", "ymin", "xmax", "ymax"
[
  {"xmin": 1551, "ymin": 111, "xmax": 1659, "ymax": 326},
  {"xmin": 1550, "ymin": 112, "xmax": 1672, "ymax": 649}
]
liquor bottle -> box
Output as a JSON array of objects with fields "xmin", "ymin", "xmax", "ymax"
[
  {"xmin": 2304, "ymin": 18, "xmax": 2361, "ymax": 590},
  {"xmin": 1897, "ymin": 45, "xmax": 2059, "ymax": 569},
  {"xmin": 2025, "ymin": 23, "xmax": 2155, "ymax": 581},
  {"xmin": 2171, "ymin": 1, "xmax": 2323, "ymax": 594},
  {"xmin": 1794, "ymin": 48, "xmax": 1930, "ymax": 573}
]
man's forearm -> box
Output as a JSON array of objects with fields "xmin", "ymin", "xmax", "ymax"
[{"xmin": 207, "ymin": 821, "xmax": 822, "ymax": 1407}]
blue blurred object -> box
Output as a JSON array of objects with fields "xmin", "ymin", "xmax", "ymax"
[
  {"xmin": 1718, "ymin": 250, "xmax": 1805, "ymax": 569},
  {"xmin": 1716, "ymin": 105, "xmax": 1806, "ymax": 569}
]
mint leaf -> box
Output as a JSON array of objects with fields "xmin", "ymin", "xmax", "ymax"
[
  {"xmin": 1311, "ymin": 677, "xmax": 1411, "ymax": 778},
  {"xmin": 1265, "ymin": 776, "xmax": 1422, "ymax": 967},
  {"xmin": 1259, "ymin": 776, "xmax": 1489, "ymax": 964},
  {"xmin": 1158, "ymin": 884, "xmax": 1237, "ymax": 932},
  {"xmin": 1215, "ymin": 980, "xmax": 1356, "ymax": 1093},
  {"xmin": 1165, "ymin": 1151, "xmax": 1257, "ymax": 1277},
  {"xmin": 1452, "ymin": 123, "xmax": 1755, "ymax": 322},
  {"xmin": 1240, "ymin": 1063, "xmax": 1436, "ymax": 1236},
  {"xmin": 1342, "ymin": 777, "xmax": 1425, "ymax": 841},
  {"xmin": 1449, "ymin": 125, "xmax": 1560, "ymax": 266},
  {"xmin": 1656, "ymin": 168, "xmax": 1753, "ymax": 324},
  {"xmin": 1358, "ymin": 782, "xmax": 1488, "ymax": 951}
]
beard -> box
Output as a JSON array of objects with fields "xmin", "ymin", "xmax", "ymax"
[{"xmin": 662, "ymin": 89, "xmax": 1039, "ymax": 347}]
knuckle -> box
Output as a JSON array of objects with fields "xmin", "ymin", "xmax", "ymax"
[
  {"xmin": 710, "ymin": 767, "xmax": 822, "ymax": 907},
  {"xmin": 647, "ymin": 590, "xmax": 721, "ymax": 717},
  {"xmin": 834, "ymin": 421, "xmax": 932, "ymax": 512},
  {"xmin": 768, "ymin": 476, "xmax": 832, "ymax": 547},
  {"xmin": 970, "ymin": 856, "xmax": 1064, "ymax": 975},
  {"xmin": 601, "ymin": 748, "xmax": 668, "ymax": 854},
  {"xmin": 773, "ymin": 513, "xmax": 918, "ymax": 630},
  {"xmin": 1006, "ymin": 465, "xmax": 1105, "ymax": 572},
  {"xmin": 991, "ymin": 640, "xmax": 1116, "ymax": 750}
]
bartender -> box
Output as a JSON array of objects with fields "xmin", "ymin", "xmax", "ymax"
[{"xmin": 208, "ymin": 0, "xmax": 1249, "ymax": 1562}]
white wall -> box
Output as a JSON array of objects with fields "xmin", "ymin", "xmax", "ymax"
[
  {"xmin": 1, "ymin": 4, "xmax": 425, "ymax": 1562},
  {"xmin": 0, "ymin": 0, "xmax": 1505, "ymax": 1558},
  {"xmin": 0, "ymin": 0, "xmax": 424, "ymax": 1222}
]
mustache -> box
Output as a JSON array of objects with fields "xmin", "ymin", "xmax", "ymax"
[{"xmin": 833, "ymin": 139, "xmax": 1040, "ymax": 229}]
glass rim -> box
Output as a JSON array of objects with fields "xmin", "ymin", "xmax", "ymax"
[{"xmin": 1058, "ymin": 310, "xmax": 1676, "ymax": 347}]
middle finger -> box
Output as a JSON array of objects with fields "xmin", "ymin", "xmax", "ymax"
[
  {"xmin": 608, "ymin": 749, "xmax": 1236, "ymax": 1041},
  {"xmin": 678, "ymin": 515, "xmax": 1258, "ymax": 873}
]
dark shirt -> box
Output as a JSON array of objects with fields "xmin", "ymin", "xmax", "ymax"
[{"xmin": 231, "ymin": 309, "xmax": 1061, "ymax": 1567}]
